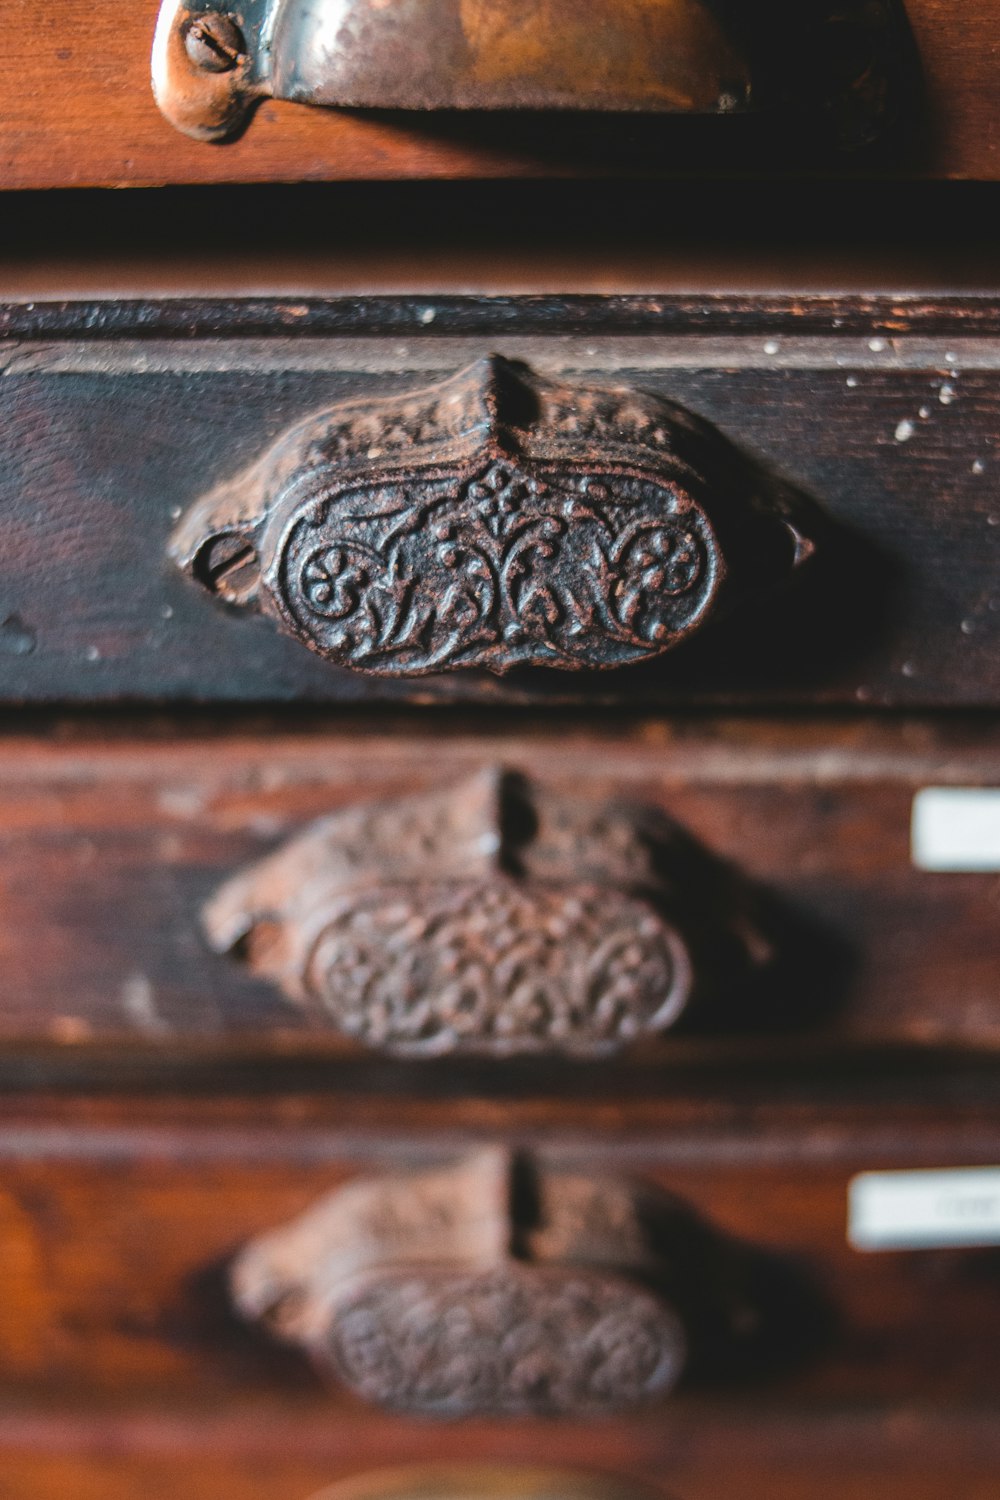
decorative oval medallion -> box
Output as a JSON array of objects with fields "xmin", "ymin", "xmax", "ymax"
[
  {"xmin": 301, "ymin": 879, "xmax": 691, "ymax": 1058},
  {"xmin": 326, "ymin": 1265, "xmax": 686, "ymax": 1415},
  {"xmin": 272, "ymin": 463, "xmax": 718, "ymax": 673},
  {"xmin": 171, "ymin": 356, "xmax": 817, "ymax": 678}
]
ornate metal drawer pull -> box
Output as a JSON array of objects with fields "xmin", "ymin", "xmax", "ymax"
[
  {"xmin": 202, "ymin": 768, "xmax": 773, "ymax": 1059},
  {"xmin": 170, "ymin": 355, "xmax": 817, "ymax": 678},
  {"xmin": 231, "ymin": 1148, "xmax": 751, "ymax": 1416},
  {"xmin": 151, "ymin": 0, "xmax": 908, "ymax": 146}
]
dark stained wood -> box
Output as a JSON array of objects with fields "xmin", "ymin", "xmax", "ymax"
[
  {"xmin": 3, "ymin": 293, "xmax": 1000, "ymax": 707},
  {"xmin": 7, "ymin": 287, "xmax": 1000, "ymax": 342},
  {"xmin": 0, "ymin": 0, "xmax": 997, "ymax": 184},
  {"xmin": 1, "ymin": 1093, "xmax": 1000, "ymax": 1405},
  {"xmin": 0, "ymin": 717, "xmax": 998, "ymax": 1056}
]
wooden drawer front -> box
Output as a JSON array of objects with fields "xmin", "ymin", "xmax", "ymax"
[
  {"xmin": 1, "ymin": 1096, "xmax": 1000, "ymax": 1412},
  {"xmin": 0, "ymin": 0, "xmax": 995, "ymax": 185},
  {"xmin": 5, "ymin": 1100, "xmax": 1000, "ymax": 1497},
  {"xmin": 1, "ymin": 718, "xmax": 999, "ymax": 1061},
  {"xmin": 2, "ymin": 1411, "xmax": 1000, "ymax": 1500},
  {"xmin": 3, "ymin": 295, "xmax": 1000, "ymax": 708}
]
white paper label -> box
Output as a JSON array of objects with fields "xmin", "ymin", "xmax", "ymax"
[
  {"xmin": 849, "ymin": 1168, "xmax": 1000, "ymax": 1251},
  {"xmin": 911, "ymin": 787, "xmax": 1000, "ymax": 871}
]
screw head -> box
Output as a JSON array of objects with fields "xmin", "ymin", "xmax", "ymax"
[
  {"xmin": 195, "ymin": 532, "xmax": 260, "ymax": 604},
  {"xmin": 184, "ymin": 12, "xmax": 246, "ymax": 72}
]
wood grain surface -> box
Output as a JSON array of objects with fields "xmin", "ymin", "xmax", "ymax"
[
  {"xmin": 3, "ymin": 293, "xmax": 1000, "ymax": 707},
  {"xmin": 0, "ymin": 0, "xmax": 997, "ymax": 185},
  {"xmin": 0, "ymin": 716, "xmax": 998, "ymax": 1057}
]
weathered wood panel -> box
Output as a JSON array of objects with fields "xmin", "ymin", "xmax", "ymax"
[{"xmin": 2, "ymin": 295, "xmax": 1000, "ymax": 707}]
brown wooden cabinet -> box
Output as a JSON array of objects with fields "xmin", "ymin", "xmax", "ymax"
[{"xmin": 3, "ymin": 6, "xmax": 1000, "ymax": 1496}]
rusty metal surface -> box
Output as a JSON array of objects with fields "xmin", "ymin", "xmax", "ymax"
[
  {"xmin": 202, "ymin": 768, "xmax": 774, "ymax": 1059},
  {"xmin": 277, "ymin": 0, "xmax": 754, "ymax": 112},
  {"xmin": 152, "ymin": 0, "xmax": 910, "ymax": 144},
  {"xmin": 230, "ymin": 1148, "xmax": 702, "ymax": 1414},
  {"xmin": 171, "ymin": 355, "xmax": 817, "ymax": 677}
]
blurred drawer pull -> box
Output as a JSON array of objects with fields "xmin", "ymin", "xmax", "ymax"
[
  {"xmin": 231, "ymin": 1147, "xmax": 759, "ymax": 1416},
  {"xmin": 202, "ymin": 767, "xmax": 774, "ymax": 1059},
  {"xmin": 170, "ymin": 355, "xmax": 817, "ymax": 678}
]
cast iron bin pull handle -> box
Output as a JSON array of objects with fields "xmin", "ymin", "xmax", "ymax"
[
  {"xmin": 231, "ymin": 1147, "xmax": 764, "ymax": 1416},
  {"xmin": 201, "ymin": 768, "xmax": 776, "ymax": 1059},
  {"xmin": 170, "ymin": 355, "xmax": 817, "ymax": 679}
]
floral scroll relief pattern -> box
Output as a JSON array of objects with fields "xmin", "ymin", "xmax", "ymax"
[
  {"xmin": 276, "ymin": 461, "xmax": 715, "ymax": 674},
  {"xmin": 300, "ymin": 878, "xmax": 689, "ymax": 1058},
  {"xmin": 327, "ymin": 1267, "xmax": 685, "ymax": 1415}
]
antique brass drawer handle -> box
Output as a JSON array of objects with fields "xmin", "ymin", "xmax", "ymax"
[
  {"xmin": 232, "ymin": 1148, "xmax": 759, "ymax": 1416},
  {"xmin": 152, "ymin": 0, "xmax": 909, "ymax": 145},
  {"xmin": 202, "ymin": 768, "xmax": 773, "ymax": 1059},
  {"xmin": 170, "ymin": 355, "xmax": 817, "ymax": 678}
]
